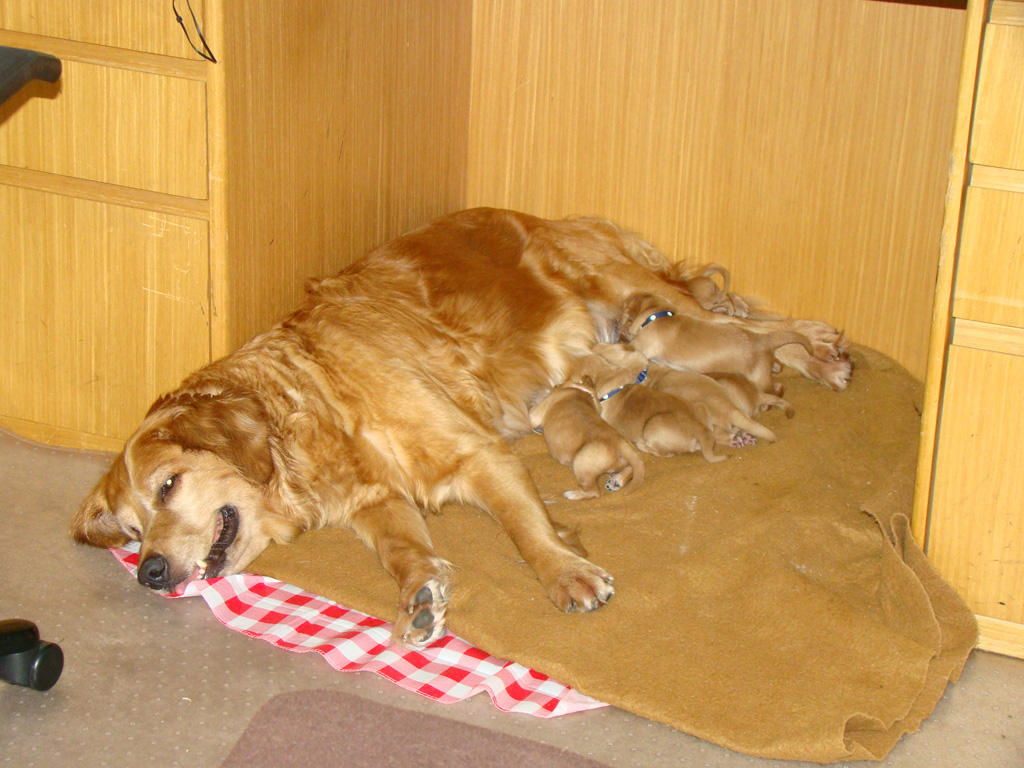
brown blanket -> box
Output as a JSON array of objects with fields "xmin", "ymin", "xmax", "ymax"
[{"xmin": 250, "ymin": 347, "xmax": 978, "ymax": 762}]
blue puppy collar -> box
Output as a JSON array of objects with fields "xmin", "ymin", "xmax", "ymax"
[
  {"xmin": 640, "ymin": 310, "xmax": 674, "ymax": 329},
  {"xmin": 599, "ymin": 368, "xmax": 649, "ymax": 402}
]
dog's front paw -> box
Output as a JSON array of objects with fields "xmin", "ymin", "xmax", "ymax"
[
  {"xmin": 546, "ymin": 559, "xmax": 615, "ymax": 613},
  {"xmin": 393, "ymin": 574, "xmax": 450, "ymax": 649}
]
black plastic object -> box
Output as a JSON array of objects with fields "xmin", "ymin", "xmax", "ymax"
[
  {"xmin": 0, "ymin": 45, "xmax": 63, "ymax": 107},
  {"xmin": 0, "ymin": 619, "xmax": 64, "ymax": 691}
]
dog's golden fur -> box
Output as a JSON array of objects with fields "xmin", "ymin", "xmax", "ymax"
[{"xmin": 71, "ymin": 207, "xmax": 851, "ymax": 647}]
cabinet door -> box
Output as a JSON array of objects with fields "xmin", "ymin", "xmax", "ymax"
[
  {"xmin": 971, "ymin": 21, "xmax": 1024, "ymax": 171},
  {"xmin": 0, "ymin": 60, "xmax": 208, "ymax": 199},
  {"xmin": 0, "ymin": 0, "xmax": 206, "ymax": 59},
  {"xmin": 0, "ymin": 186, "xmax": 209, "ymax": 449},
  {"xmin": 952, "ymin": 186, "xmax": 1024, "ymax": 328},
  {"xmin": 928, "ymin": 343, "xmax": 1024, "ymax": 624}
]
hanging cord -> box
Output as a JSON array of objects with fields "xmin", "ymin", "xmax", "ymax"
[{"xmin": 173, "ymin": 0, "xmax": 217, "ymax": 63}]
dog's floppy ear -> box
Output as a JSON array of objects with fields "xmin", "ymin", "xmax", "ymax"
[
  {"xmin": 70, "ymin": 452, "xmax": 133, "ymax": 548},
  {"xmin": 156, "ymin": 390, "xmax": 275, "ymax": 485}
]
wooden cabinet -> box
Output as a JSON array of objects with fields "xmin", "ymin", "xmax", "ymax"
[
  {"xmin": 0, "ymin": 0, "xmax": 470, "ymax": 450},
  {"xmin": 915, "ymin": 0, "xmax": 1024, "ymax": 658}
]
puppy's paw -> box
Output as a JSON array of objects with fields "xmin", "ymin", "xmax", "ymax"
[
  {"xmin": 730, "ymin": 431, "xmax": 758, "ymax": 447},
  {"xmin": 546, "ymin": 559, "xmax": 615, "ymax": 613},
  {"xmin": 604, "ymin": 474, "xmax": 624, "ymax": 492},
  {"xmin": 804, "ymin": 356, "xmax": 853, "ymax": 391},
  {"xmin": 393, "ymin": 572, "xmax": 450, "ymax": 649},
  {"xmin": 565, "ymin": 488, "xmax": 599, "ymax": 500}
]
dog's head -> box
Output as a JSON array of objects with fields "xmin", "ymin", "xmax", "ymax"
[
  {"xmin": 70, "ymin": 389, "xmax": 299, "ymax": 591},
  {"xmin": 573, "ymin": 344, "xmax": 650, "ymax": 401},
  {"xmin": 618, "ymin": 293, "xmax": 667, "ymax": 341}
]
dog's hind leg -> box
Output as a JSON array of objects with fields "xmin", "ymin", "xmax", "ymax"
[
  {"xmin": 458, "ymin": 445, "xmax": 615, "ymax": 613},
  {"xmin": 348, "ymin": 497, "xmax": 451, "ymax": 649}
]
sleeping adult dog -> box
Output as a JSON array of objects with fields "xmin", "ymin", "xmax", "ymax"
[{"xmin": 71, "ymin": 207, "xmax": 851, "ymax": 647}]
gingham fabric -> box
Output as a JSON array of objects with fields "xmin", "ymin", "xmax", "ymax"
[{"xmin": 111, "ymin": 544, "xmax": 605, "ymax": 717}]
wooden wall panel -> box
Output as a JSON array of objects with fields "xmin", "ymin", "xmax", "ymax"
[
  {"xmin": 466, "ymin": 0, "xmax": 965, "ymax": 380},
  {"xmin": 0, "ymin": 186, "xmax": 209, "ymax": 448},
  {"xmin": 212, "ymin": 0, "xmax": 472, "ymax": 356}
]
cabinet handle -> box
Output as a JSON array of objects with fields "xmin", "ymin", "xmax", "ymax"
[{"xmin": 0, "ymin": 46, "xmax": 62, "ymax": 108}]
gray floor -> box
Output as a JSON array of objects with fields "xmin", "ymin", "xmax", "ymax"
[{"xmin": 2, "ymin": 426, "xmax": 1023, "ymax": 768}]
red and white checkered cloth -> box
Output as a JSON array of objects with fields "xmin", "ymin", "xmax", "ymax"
[{"xmin": 111, "ymin": 544, "xmax": 605, "ymax": 717}]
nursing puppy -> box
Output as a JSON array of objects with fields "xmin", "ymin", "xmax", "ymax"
[
  {"xmin": 597, "ymin": 381, "xmax": 725, "ymax": 464},
  {"xmin": 711, "ymin": 372, "xmax": 795, "ymax": 419},
  {"xmin": 529, "ymin": 372, "xmax": 645, "ymax": 501},
  {"xmin": 71, "ymin": 208, "xmax": 849, "ymax": 648},
  {"xmin": 620, "ymin": 292, "xmax": 815, "ymax": 394},
  {"xmin": 644, "ymin": 364, "xmax": 777, "ymax": 445},
  {"xmin": 676, "ymin": 263, "xmax": 750, "ymax": 318}
]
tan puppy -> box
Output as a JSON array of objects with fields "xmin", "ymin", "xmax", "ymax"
[
  {"xmin": 619, "ymin": 292, "xmax": 814, "ymax": 394},
  {"xmin": 677, "ymin": 264, "xmax": 750, "ymax": 318},
  {"xmin": 644, "ymin": 364, "xmax": 778, "ymax": 445},
  {"xmin": 597, "ymin": 381, "xmax": 724, "ymax": 463},
  {"xmin": 584, "ymin": 343, "xmax": 650, "ymax": 401},
  {"xmin": 710, "ymin": 372, "xmax": 795, "ymax": 419},
  {"xmin": 529, "ymin": 377, "xmax": 645, "ymax": 501}
]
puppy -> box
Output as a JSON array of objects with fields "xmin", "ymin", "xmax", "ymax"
[
  {"xmin": 583, "ymin": 342, "xmax": 650, "ymax": 401},
  {"xmin": 597, "ymin": 381, "xmax": 724, "ymax": 463},
  {"xmin": 529, "ymin": 375, "xmax": 645, "ymax": 500},
  {"xmin": 619, "ymin": 292, "xmax": 814, "ymax": 393},
  {"xmin": 644, "ymin": 364, "xmax": 778, "ymax": 445},
  {"xmin": 676, "ymin": 263, "xmax": 750, "ymax": 318},
  {"xmin": 710, "ymin": 372, "xmax": 795, "ymax": 419}
]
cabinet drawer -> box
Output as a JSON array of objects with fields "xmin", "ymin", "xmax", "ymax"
[
  {"xmin": 952, "ymin": 186, "xmax": 1024, "ymax": 327},
  {"xmin": 0, "ymin": 185, "xmax": 210, "ymax": 444},
  {"xmin": 0, "ymin": 0, "xmax": 206, "ymax": 59},
  {"xmin": 928, "ymin": 343, "xmax": 1024, "ymax": 624},
  {"xmin": 0, "ymin": 59, "xmax": 207, "ymax": 198},
  {"xmin": 970, "ymin": 21, "xmax": 1024, "ymax": 171}
]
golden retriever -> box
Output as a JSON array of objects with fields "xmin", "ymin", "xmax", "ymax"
[{"xmin": 71, "ymin": 207, "xmax": 851, "ymax": 647}]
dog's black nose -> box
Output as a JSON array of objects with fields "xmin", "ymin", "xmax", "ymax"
[{"xmin": 137, "ymin": 555, "xmax": 170, "ymax": 589}]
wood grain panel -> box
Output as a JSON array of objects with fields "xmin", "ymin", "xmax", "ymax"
[
  {"xmin": 466, "ymin": 0, "xmax": 965, "ymax": 379},
  {"xmin": 971, "ymin": 22, "xmax": 1024, "ymax": 171},
  {"xmin": 953, "ymin": 187, "xmax": 1024, "ymax": 327},
  {"xmin": 0, "ymin": 59, "xmax": 208, "ymax": 198},
  {"xmin": 0, "ymin": 0, "xmax": 206, "ymax": 59},
  {"xmin": 0, "ymin": 186, "xmax": 210, "ymax": 446},
  {"xmin": 928, "ymin": 344, "xmax": 1024, "ymax": 625},
  {"xmin": 211, "ymin": 0, "xmax": 471, "ymax": 356}
]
